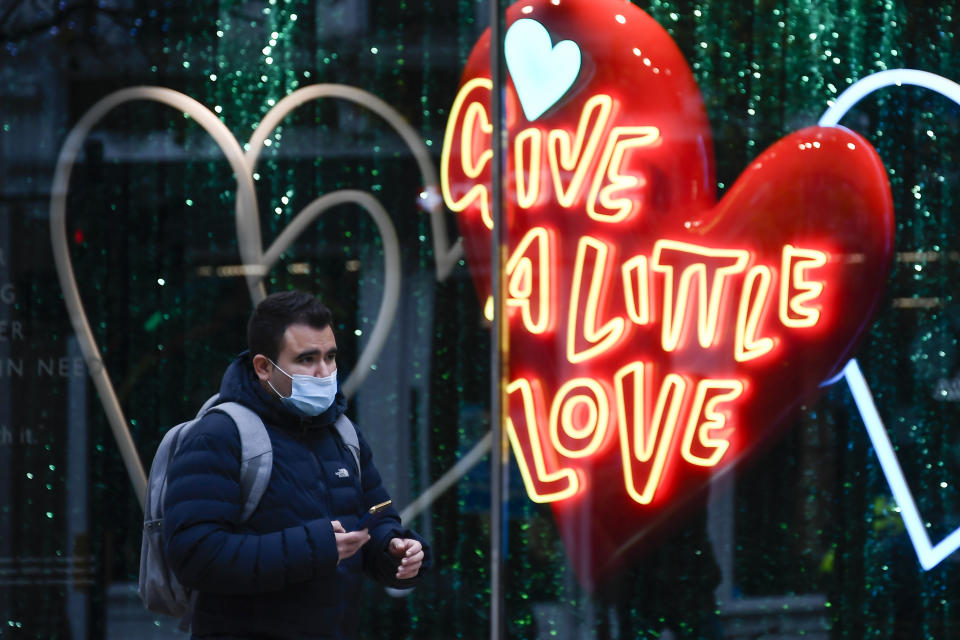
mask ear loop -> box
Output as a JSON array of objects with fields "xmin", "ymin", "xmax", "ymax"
[{"xmin": 265, "ymin": 358, "xmax": 292, "ymax": 399}]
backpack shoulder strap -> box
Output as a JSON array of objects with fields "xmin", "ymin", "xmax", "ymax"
[
  {"xmin": 335, "ymin": 414, "xmax": 361, "ymax": 483},
  {"xmin": 196, "ymin": 393, "xmax": 222, "ymax": 417},
  {"xmin": 146, "ymin": 420, "xmax": 190, "ymax": 524},
  {"xmin": 148, "ymin": 393, "xmax": 219, "ymax": 525},
  {"xmin": 208, "ymin": 402, "xmax": 273, "ymax": 521}
]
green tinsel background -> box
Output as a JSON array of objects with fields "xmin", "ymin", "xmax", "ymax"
[{"xmin": 0, "ymin": 0, "xmax": 958, "ymax": 638}]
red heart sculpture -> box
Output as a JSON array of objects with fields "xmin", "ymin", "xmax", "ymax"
[{"xmin": 441, "ymin": 0, "xmax": 894, "ymax": 588}]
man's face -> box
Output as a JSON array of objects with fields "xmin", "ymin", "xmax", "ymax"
[{"xmin": 254, "ymin": 323, "xmax": 337, "ymax": 397}]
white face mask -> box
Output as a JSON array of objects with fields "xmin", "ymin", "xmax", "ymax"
[{"xmin": 266, "ymin": 359, "xmax": 338, "ymax": 417}]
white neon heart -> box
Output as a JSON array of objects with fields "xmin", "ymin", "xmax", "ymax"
[
  {"xmin": 822, "ymin": 69, "xmax": 960, "ymax": 570},
  {"xmin": 505, "ymin": 18, "xmax": 582, "ymax": 121},
  {"xmin": 50, "ymin": 86, "xmax": 463, "ymax": 508}
]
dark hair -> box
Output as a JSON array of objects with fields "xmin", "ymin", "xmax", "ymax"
[{"xmin": 247, "ymin": 291, "xmax": 333, "ymax": 361}]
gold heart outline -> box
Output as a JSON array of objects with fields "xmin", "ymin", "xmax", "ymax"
[{"xmin": 50, "ymin": 86, "xmax": 463, "ymax": 508}]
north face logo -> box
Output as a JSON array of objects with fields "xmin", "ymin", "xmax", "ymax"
[{"xmin": 335, "ymin": 468, "xmax": 350, "ymax": 478}]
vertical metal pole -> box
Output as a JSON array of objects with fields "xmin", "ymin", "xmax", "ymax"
[
  {"xmin": 0, "ymin": 204, "xmax": 11, "ymax": 624},
  {"xmin": 488, "ymin": 0, "xmax": 506, "ymax": 638},
  {"xmin": 66, "ymin": 336, "xmax": 89, "ymax": 640}
]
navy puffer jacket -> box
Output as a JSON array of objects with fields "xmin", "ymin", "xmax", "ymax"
[{"xmin": 163, "ymin": 354, "xmax": 430, "ymax": 639}]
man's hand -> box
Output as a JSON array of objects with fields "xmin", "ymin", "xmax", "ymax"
[
  {"xmin": 332, "ymin": 520, "xmax": 370, "ymax": 563},
  {"xmin": 388, "ymin": 538, "xmax": 424, "ymax": 580}
]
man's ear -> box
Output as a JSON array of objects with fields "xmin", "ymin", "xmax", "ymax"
[{"xmin": 251, "ymin": 354, "xmax": 273, "ymax": 382}]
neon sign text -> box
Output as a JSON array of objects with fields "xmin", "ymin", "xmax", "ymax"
[
  {"xmin": 501, "ymin": 227, "xmax": 829, "ymax": 504},
  {"xmin": 442, "ymin": 77, "xmax": 836, "ymax": 507},
  {"xmin": 448, "ymin": 0, "xmax": 897, "ymax": 585},
  {"xmin": 508, "ymin": 365, "xmax": 746, "ymax": 504},
  {"xmin": 502, "ymin": 235, "xmax": 828, "ymax": 365},
  {"xmin": 441, "ymin": 85, "xmax": 661, "ymax": 227}
]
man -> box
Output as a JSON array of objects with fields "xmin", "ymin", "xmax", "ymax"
[{"xmin": 164, "ymin": 290, "xmax": 430, "ymax": 639}]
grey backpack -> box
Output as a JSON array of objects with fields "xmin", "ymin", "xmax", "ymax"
[{"xmin": 137, "ymin": 394, "xmax": 360, "ymax": 620}]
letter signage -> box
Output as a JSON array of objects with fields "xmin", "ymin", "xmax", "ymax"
[{"xmin": 443, "ymin": 0, "xmax": 894, "ymax": 586}]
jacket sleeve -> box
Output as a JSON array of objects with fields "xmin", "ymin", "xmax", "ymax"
[
  {"xmin": 353, "ymin": 427, "xmax": 433, "ymax": 588},
  {"xmin": 162, "ymin": 413, "xmax": 339, "ymax": 594}
]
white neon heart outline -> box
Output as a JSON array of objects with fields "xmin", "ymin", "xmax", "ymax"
[
  {"xmin": 50, "ymin": 86, "xmax": 463, "ymax": 508},
  {"xmin": 821, "ymin": 68, "xmax": 960, "ymax": 570}
]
